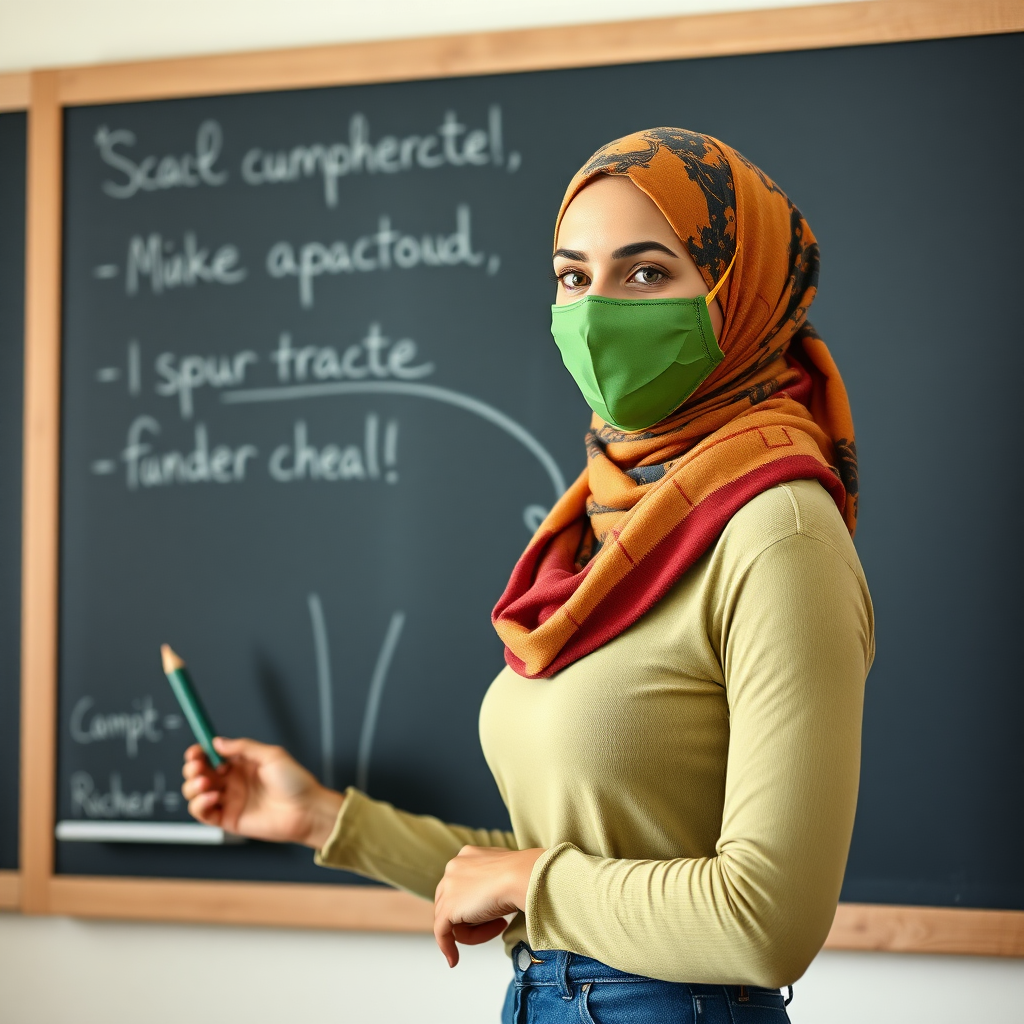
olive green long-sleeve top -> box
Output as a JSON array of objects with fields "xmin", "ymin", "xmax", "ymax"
[{"xmin": 316, "ymin": 479, "xmax": 874, "ymax": 988}]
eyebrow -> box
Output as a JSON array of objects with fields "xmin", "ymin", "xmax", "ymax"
[
  {"xmin": 552, "ymin": 241, "xmax": 679, "ymax": 262},
  {"xmin": 611, "ymin": 240, "xmax": 678, "ymax": 260}
]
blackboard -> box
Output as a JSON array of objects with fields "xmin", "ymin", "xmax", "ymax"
[
  {"xmin": 54, "ymin": 32, "xmax": 1024, "ymax": 910},
  {"xmin": 0, "ymin": 111, "xmax": 26, "ymax": 873}
]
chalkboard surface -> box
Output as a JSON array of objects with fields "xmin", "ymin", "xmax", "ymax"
[
  {"xmin": 0, "ymin": 111, "xmax": 25, "ymax": 872},
  {"xmin": 56, "ymin": 33, "xmax": 1024, "ymax": 909}
]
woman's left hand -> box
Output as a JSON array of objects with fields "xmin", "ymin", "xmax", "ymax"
[{"xmin": 434, "ymin": 846, "xmax": 546, "ymax": 967}]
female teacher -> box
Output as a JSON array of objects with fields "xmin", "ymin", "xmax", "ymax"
[{"xmin": 182, "ymin": 128, "xmax": 873, "ymax": 1023}]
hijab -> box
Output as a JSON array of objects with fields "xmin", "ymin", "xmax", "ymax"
[{"xmin": 493, "ymin": 128, "xmax": 857, "ymax": 678}]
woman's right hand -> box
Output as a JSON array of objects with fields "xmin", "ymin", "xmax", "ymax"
[{"xmin": 181, "ymin": 737, "xmax": 344, "ymax": 849}]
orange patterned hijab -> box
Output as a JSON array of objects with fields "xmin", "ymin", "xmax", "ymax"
[{"xmin": 493, "ymin": 128, "xmax": 858, "ymax": 679}]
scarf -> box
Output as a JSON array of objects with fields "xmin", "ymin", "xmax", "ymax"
[{"xmin": 493, "ymin": 128, "xmax": 857, "ymax": 679}]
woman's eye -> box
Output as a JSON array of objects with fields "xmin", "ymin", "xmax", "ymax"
[
  {"xmin": 631, "ymin": 266, "xmax": 667, "ymax": 285},
  {"xmin": 559, "ymin": 270, "xmax": 589, "ymax": 289}
]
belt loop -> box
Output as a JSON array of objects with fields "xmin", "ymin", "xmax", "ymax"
[
  {"xmin": 738, "ymin": 985, "xmax": 749, "ymax": 1003},
  {"xmin": 512, "ymin": 983, "xmax": 523, "ymax": 1024},
  {"xmin": 556, "ymin": 950, "xmax": 572, "ymax": 1000}
]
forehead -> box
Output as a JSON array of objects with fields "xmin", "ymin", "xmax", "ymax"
[{"xmin": 555, "ymin": 175, "xmax": 679, "ymax": 252}]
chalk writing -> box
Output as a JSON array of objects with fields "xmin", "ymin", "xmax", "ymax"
[
  {"xmin": 224, "ymin": 379, "xmax": 567, "ymax": 500},
  {"xmin": 95, "ymin": 121, "xmax": 228, "ymax": 199},
  {"xmin": 70, "ymin": 770, "xmax": 180, "ymax": 819},
  {"xmin": 523, "ymin": 505, "xmax": 549, "ymax": 533},
  {"xmin": 122, "ymin": 416, "xmax": 258, "ymax": 489},
  {"xmin": 69, "ymin": 696, "xmax": 176, "ymax": 757},
  {"xmin": 357, "ymin": 611, "xmax": 406, "ymax": 794},
  {"xmin": 111, "ymin": 414, "xmax": 401, "ymax": 489},
  {"xmin": 242, "ymin": 106, "xmax": 513, "ymax": 206},
  {"xmin": 268, "ymin": 415, "xmax": 398, "ymax": 483},
  {"xmin": 156, "ymin": 349, "xmax": 259, "ymax": 419},
  {"xmin": 306, "ymin": 597, "xmax": 407, "ymax": 797},
  {"xmin": 271, "ymin": 324, "xmax": 433, "ymax": 383},
  {"xmin": 308, "ymin": 594, "xmax": 334, "ymax": 788},
  {"xmin": 265, "ymin": 205, "xmax": 486, "ymax": 307},
  {"xmin": 126, "ymin": 231, "xmax": 247, "ymax": 296}
]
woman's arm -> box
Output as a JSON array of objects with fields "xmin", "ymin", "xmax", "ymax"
[
  {"xmin": 315, "ymin": 786, "xmax": 519, "ymax": 901},
  {"xmin": 181, "ymin": 738, "xmax": 519, "ymax": 902},
  {"xmin": 521, "ymin": 530, "xmax": 873, "ymax": 988}
]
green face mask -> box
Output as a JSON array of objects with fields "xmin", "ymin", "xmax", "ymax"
[{"xmin": 549, "ymin": 250, "xmax": 736, "ymax": 432}]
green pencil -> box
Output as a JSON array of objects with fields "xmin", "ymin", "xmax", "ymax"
[{"xmin": 161, "ymin": 643, "xmax": 224, "ymax": 767}]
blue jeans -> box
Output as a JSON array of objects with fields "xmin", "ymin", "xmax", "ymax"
[{"xmin": 502, "ymin": 942, "xmax": 792, "ymax": 1023}]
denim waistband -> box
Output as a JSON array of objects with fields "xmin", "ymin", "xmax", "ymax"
[{"xmin": 511, "ymin": 941, "xmax": 784, "ymax": 1003}]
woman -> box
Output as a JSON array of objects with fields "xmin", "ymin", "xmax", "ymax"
[{"xmin": 183, "ymin": 128, "xmax": 873, "ymax": 1023}]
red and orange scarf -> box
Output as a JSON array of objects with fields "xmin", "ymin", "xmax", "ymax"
[{"xmin": 493, "ymin": 128, "xmax": 858, "ymax": 679}]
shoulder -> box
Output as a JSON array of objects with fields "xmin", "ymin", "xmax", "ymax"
[
  {"xmin": 715, "ymin": 478, "xmax": 864, "ymax": 582},
  {"xmin": 705, "ymin": 480, "xmax": 875, "ymax": 675},
  {"xmin": 605, "ymin": 480, "xmax": 873, "ymax": 680},
  {"xmin": 696, "ymin": 479, "xmax": 872, "ymax": 634}
]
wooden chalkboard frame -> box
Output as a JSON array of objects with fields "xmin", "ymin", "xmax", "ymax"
[
  {"xmin": 17, "ymin": 1, "xmax": 1024, "ymax": 955},
  {"xmin": 0, "ymin": 72, "xmax": 30, "ymax": 114},
  {"xmin": 0, "ymin": 69, "xmax": 29, "ymax": 912}
]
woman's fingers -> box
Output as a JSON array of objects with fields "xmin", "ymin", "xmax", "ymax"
[
  {"xmin": 182, "ymin": 738, "xmax": 326, "ymax": 843},
  {"xmin": 187, "ymin": 789, "xmax": 223, "ymax": 825},
  {"xmin": 433, "ymin": 917, "xmax": 506, "ymax": 966},
  {"xmin": 433, "ymin": 879, "xmax": 458, "ymax": 967},
  {"xmin": 181, "ymin": 738, "xmax": 254, "ymax": 818},
  {"xmin": 432, "ymin": 845, "xmax": 533, "ymax": 968},
  {"xmin": 434, "ymin": 918, "xmax": 459, "ymax": 968},
  {"xmin": 181, "ymin": 771, "xmax": 222, "ymax": 800},
  {"xmin": 433, "ymin": 874, "xmax": 509, "ymax": 967},
  {"xmin": 181, "ymin": 752, "xmax": 231, "ymax": 804},
  {"xmin": 212, "ymin": 736, "xmax": 276, "ymax": 762},
  {"xmin": 181, "ymin": 757, "xmax": 210, "ymax": 780},
  {"xmin": 452, "ymin": 920, "xmax": 508, "ymax": 946}
]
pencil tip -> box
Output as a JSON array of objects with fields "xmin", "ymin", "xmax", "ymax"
[{"xmin": 161, "ymin": 644, "xmax": 185, "ymax": 673}]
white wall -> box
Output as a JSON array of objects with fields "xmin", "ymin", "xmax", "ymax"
[
  {"xmin": 2, "ymin": 2, "xmax": 1022, "ymax": 1021},
  {"xmin": 4, "ymin": 0, "xmax": 845, "ymax": 72}
]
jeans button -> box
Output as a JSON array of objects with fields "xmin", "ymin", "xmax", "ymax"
[{"xmin": 516, "ymin": 948, "xmax": 532, "ymax": 971}]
